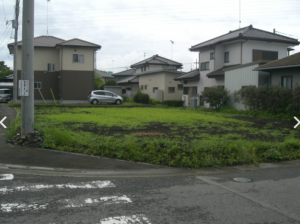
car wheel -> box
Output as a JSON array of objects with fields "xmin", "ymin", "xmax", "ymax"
[
  {"xmin": 91, "ymin": 99, "xmax": 98, "ymax": 105},
  {"xmin": 115, "ymin": 99, "xmax": 121, "ymax": 105}
]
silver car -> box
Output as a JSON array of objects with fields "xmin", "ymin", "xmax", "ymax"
[
  {"xmin": 88, "ymin": 90, "xmax": 123, "ymax": 105},
  {"xmin": 0, "ymin": 89, "xmax": 12, "ymax": 103}
]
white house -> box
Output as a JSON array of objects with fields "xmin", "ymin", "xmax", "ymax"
[
  {"xmin": 116, "ymin": 55, "xmax": 184, "ymax": 101},
  {"xmin": 176, "ymin": 25, "xmax": 299, "ymax": 108}
]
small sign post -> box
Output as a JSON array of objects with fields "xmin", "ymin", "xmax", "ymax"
[{"xmin": 18, "ymin": 80, "xmax": 29, "ymax": 96}]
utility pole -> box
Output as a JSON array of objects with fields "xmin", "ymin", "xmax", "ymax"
[
  {"xmin": 13, "ymin": 0, "xmax": 20, "ymax": 103},
  {"xmin": 21, "ymin": 0, "xmax": 34, "ymax": 136}
]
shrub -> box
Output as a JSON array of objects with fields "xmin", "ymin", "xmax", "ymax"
[
  {"xmin": 94, "ymin": 76, "xmax": 104, "ymax": 90},
  {"xmin": 234, "ymin": 85, "xmax": 294, "ymax": 114},
  {"xmin": 233, "ymin": 86, "xmax": 259, "ymax": 110},
  {"xmin": 100, "ymin": 79, "xmax": 117, "ymax": 90},
  {"xmin": 202, "ymin": 86, "xmax": 230, "ymax": 109},
  {"xmin": 162, "ymin": 100, "xmax": 184, "ymax": 107},
  {"xmin": 121, "ymin": 95, "xmax": 129, "ymax": 102},
  {"xmin": 133, "ymin": 88, "xmax": 149, "ymax": 104},
  {"xmin": 150, "ymin": 99, "xmax": 162, "ymax": 105}
]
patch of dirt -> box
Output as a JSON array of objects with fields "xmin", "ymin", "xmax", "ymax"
[
  {"xmin": 229, "ymin": 116, "xmax": 296, "ymax": 130},
  {"xmin": 62, "ymin": 115, "xmax": 300, "ymax": 142}
]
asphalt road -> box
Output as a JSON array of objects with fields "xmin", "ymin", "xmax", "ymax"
[{"xmin": 1, "ymin": 162, "xmax": 300, "ymax": 224}]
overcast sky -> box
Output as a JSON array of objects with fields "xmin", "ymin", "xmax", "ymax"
[{"xmin": 0, "ymin": 0, "xmax": 299, "ymax": 73}]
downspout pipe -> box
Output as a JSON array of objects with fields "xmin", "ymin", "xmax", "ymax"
[{"xmin": 240, "ymin": 39, "xmax": 248, "ymax": 64}]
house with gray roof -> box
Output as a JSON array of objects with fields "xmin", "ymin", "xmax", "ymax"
[
  {"xmin": 113, "ymin": 68, "xmax": 136, "ymax": 82},
  {"xmin": 95, "ymin": 70, "xmax": 114, "ymax": 82},
  {"xmin": 7, "ymin": 36, "xmax": 101, "ymax": 103},
  {"xmin": 132, "ymin": 54, "xmax": 184, "ymax": 101},
  {"xmin": 254, "ymin": 51, "xmax": 300, "ymax": 89},
  {"xmin": 177, "ymin": 25, "xmax": 299, "ymax": 108}
]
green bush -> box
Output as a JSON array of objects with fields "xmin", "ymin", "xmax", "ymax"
[
  {"xmin": 162, "ymin": 100, "xmax": 184, "ymax": 107},
  {"xmin": 133, "ymin": 88, "xmax": 150, "ymax": 104},
  {"xmin": 150, "ymin": 99, "xmax": 162, "ymax": 105},
  {"xmin": 100, "ymin": 79, "xmax": 117, "ymax": 90},
  {"xmin": 234, "ymin": 85, "xmax": 297, "ymax": 114},
  {"xmin": 121, "ymin": 95, "xmax": 129, "ymax": 102},
  {"xmin": 94, "ymin": 76, "xmax": 104, "ymax": 90},
  {"xmin": 202, "ymin": 86, "xmax": 230, "ymax": 109}
]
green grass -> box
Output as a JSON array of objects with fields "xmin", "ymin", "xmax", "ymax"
[{"xmin": 7, "ymin": 105, "xmax": 300, "ymax": 168}]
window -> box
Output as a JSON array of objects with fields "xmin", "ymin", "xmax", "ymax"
[
  {"xmin": 224, "ymin": 52, "xmax": 229, "ymax": 63},
  {"xmin": 47, "ymin": 63, "xmax": 55, "ymax": 72},
  {"xmin": 210, "ymin": 52, "xmax": 214, "ymax": 60},
  {"xmin": 153, "ymin": 87, "xmax": 158, "ymax": 93},
  {"xmin": 145, "ymin": 85, "xmax": 147, "ymax": 90},
  {"xmin": 34, "ymin": 82, "xmax": 42, "ymax": 89},
  {"xmin": 282, "ymin": 76, "xmax": 292, "ymax": 89},
  {"xmin": 104, "ymin": 92, "xmax": 113, "ymax": 96},
  {"xmin": 141, "ymin": 85, "xmax": 144, "ymax": 90},
  {"xmin": 0, "ymin": 90, "xmax": 9, "ymax": 94},
  {"xmin": 141, "ymin": 66, "xmax": 148, "ymax": 72},
  {"xmin": 217, "ymin": 85, "xmax": 225, "ymax": 89},
  {"xmin": 242, "ymin": 85, "xmax": 256, "ymax": 89},
  {"xmin": 178, "ymin": 84, "xmax": 183, "ymax": 90},
  {"xmin": 200, "ymin": 62, "xmax": 209, "ymax": 71},
  {"xmin": 94, "ymin": 91, "xmax": 105, "ymax": 95},
  {"xmin": 168, "ymin": 87, "xmax": 175, "ymax": 93},
  {"xmin": 183, "ymin": 87, "xmax": 188, "ymax": 94},
  {"xmin": 73, "ymin": 54, "xmax": 84, "ymax": 63},
  {"xmin": 258, "ymin": 73, "xmax": 270, "ymax": 86},
  {"xmin": 252, "ymin": 50, "xmax": 278, "ymax": 61}
]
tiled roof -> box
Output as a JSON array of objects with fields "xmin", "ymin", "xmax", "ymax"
[
  {"xmin": 8, "ymin": 36, "xmax": 65, "ymax": 48},
  {"xmin": 190, "ymin": 25, "xmax": 299, "ymax": 51},
  {"xmin": 131, "ymin": 54, "xmax": 182, "ymax": 68},
  {"xmin": 174, "ymin": 69, "xmax": 200, "ymax": 81},
  {"xmin": 207, "ymin": 64, "xmax": 240, "ymax": 78},
  {"xmin": 7, "ymin": 36, "xmax": 101, "ymax": 53},
  {"xmin": 117, "ymin": 76, "xmax": 139, "ymax": 84},
  {"xmin": 95, "ymin": 70, "xmax": 114, "ymax": 79},
  {"xmin": 56, "ymin": 38, "xmax": 101, "ymax": 48},
  {"xmin": 136, "ymin": 69, "xmax": 183, "ymax": 76},
  {"xmin": 255, "ymin": 52, "xmax": 300, "ymax": 70},
  {"xmin": 112, "ymin": 68, "xmax": 136, "ymax": 76}
]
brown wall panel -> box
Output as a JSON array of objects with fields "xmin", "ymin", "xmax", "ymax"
[
  {"xmin": 60, "ymin": 70, "xmax": 94, "ymax": 100},
  {"xmin": 16, "ymin": 70, "xmax": 60, "ymax": 100}
]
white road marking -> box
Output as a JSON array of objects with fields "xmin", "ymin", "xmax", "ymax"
[
  {"xmin": 1, "ymin": 203, "xmax": 48, "ymax": 213},
  {"xmin": 99, "ymin": 214, "xmax": 152, "ymax": 224},
  {"xmin": 0, "ymin": 116, "xmax": 7, "ymax": 129},
  {"xmin": 0, "ymin": 174, "xmax": 14, "ymax": 180},
  {"xmin": 0, "ymin": 180, "xmax": 115, "ymax": 195},
  {"xmin": 62, "ymin": 195, "xmax": 132, "ymax": 208}
]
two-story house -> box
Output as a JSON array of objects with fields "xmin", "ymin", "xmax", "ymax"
[
  {"xmin": 130, "ymin": 54, "xmax": 184, "ymax": 101},
  {"xmin": 176, "ymin": 25, "xmax": 299, "ymax": 108},
  {"xmin": 7, "ymin": 36, "xmax": 101, "ymax": 103}
]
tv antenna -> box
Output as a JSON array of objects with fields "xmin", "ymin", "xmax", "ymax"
[
  {"xmin": 239, "ymin": 0, "xmax": 241, "ymax": 28},
  {"xmin": 170, "ymin": 40, "xmax": 174, "ymax": 60},
  {"xmin": 46, "ymin": 0, "xmax": 50, "ymax": 35}
]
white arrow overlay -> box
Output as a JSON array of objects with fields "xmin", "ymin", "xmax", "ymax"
[
  {"xmin": 294, "ymin": 117, "xmax": 300, "ymax": 129},
  {"xmin": 0, "ymin": 116, "xmax": 7, "ymax": 129}
]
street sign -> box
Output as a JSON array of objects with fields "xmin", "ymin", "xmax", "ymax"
[{"xmin": 18, "ymin": 80, "xmax": 29, "ymax": 96}]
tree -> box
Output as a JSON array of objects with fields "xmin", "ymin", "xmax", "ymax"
[
  {"xmin": 202, "ymin": 86, "xmax": 229, "ymax": 109},
  {"xmin": 94, "ymin": 75, "xmax": 104, "ymax": 90},
  {"xmin": 100, "ymin": 79, "xmax": 117, "ymax": 90},
  {"xmin": 0, "ymin": 61, "xmax": 13, "ymax": 80}
]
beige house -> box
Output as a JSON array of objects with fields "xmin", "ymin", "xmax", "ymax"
[
  {"xmin": 131, "ymin": 55, "xmax": 184, "ymax": 101},
  {"xmin": 8, "ymin": 36, "xmax": 101, "ymax": 103}
]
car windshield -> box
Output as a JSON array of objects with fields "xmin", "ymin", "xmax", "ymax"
[{"xmin": 0, "ymin": 90, "xmax": 10, "ymax": 94}]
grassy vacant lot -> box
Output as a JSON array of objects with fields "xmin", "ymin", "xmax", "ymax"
[{"xmin": 9, "ymin": 104, "xmax": 300, "ymax": 168}]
